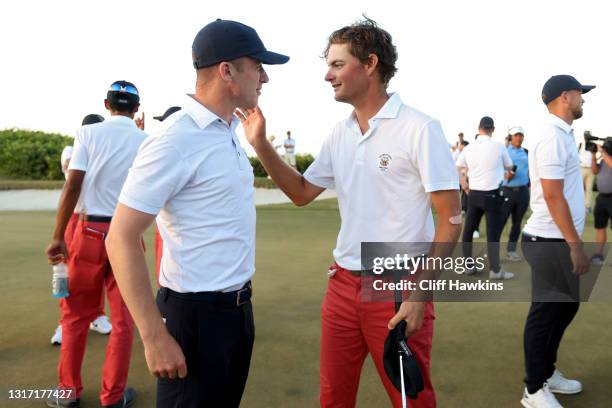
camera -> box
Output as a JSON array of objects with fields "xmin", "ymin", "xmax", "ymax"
[{"xmin": 584, "ymin": 131, "xmax": 612, "ymax": 155}]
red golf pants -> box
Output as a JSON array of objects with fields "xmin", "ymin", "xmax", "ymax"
[
  {"xmin": 59, "ymin": 219, "xmax": 134, "ymax": 406},
  {"xmin": 59, "ymin": 214, "xmax": 105, "ymax": 325},
  {"xmin": 320, "ymin": 265, "xmax": 436, "ymax": 407}
]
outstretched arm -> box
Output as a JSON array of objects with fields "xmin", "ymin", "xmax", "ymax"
[{"xmin": 236, "ymin": 107, "xmax": 324, "ymax": 206}]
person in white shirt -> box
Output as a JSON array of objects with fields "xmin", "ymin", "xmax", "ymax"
[
  {"xmin": 456, "ymin": 116, "xmax": 514, "ymax": 279},
  {"xmin": 238, "ymin": 17, "xmax": 460, "ymax": 407},
  {"xmin": 51, "ymin": 114, "xmax": 113, "ymax": 347},
  {"xmin": 105, "ymin": 19, "xmax": 288, "ymax": 408},
  {"xmin": 520, "ymin": 74, "xmax": 594, "ymax": 408},
  {"xmin": 578, "ymin": 144, "xmax": 595, "ymax": 212},
  {"xmin": 45, "ymin": 82, "xmax": 147, "ymax": 408},
  {"xmin": 282, "ymin": 130, "xmax": 297, "ymax": 168}
]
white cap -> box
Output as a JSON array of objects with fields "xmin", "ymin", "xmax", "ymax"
[{"xmin": 508, "ymin": 126, "xmax": 525, "ymax": 136}]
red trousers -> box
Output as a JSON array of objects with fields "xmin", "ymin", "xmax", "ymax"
[
  {"xmin": 320, "ymin": 265, "xmax": 436, "ymax": 408},
  {"xmin": 59, "ymin": 214, "xmax": 105, "ymax": 324},
  {"xmin": 59, "ymin": 219, "xmax": 135, "ymax": 405}
]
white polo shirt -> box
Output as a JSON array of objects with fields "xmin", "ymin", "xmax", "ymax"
[
  {"xmin": 523, "ymin": 113, "xmax": 585, "ymax": 239},
  {"xmin": 119, "ymin": 94, "xmax": 255, "ymax": 293},
  {"xmin": 304, "ymin": 93, "xmax": 459, "ymax": 270},
  {"xmin": 455, "ymin": 135, "xmax": 513, "ymax": 191},
  {"xmin": 68, "ymin": 116, "xmax": 147, "ymax": 216},
  {"xmin": 61, "ymin": 145, "xmax": 73, "ymax": 180},
  {"xmin": 284, "ymin": 138, "xmax": 295, "ymax": 154}
]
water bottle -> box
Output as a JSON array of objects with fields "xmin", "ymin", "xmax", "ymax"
[{"xmin": 52, "ymin": 263, "xmax": 69, "ymax": 298}]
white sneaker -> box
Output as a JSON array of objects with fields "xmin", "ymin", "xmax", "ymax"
[
  {"xmin": 89, "ymin": 315, "xmax": 112, "ymax": 335},
  {"xmin": 51, "ymin": 325, "xmax": 62, "ymax": 345},
  {"xmin": 547, "ymin": 369, "xmax": 582, "ymax": 394},
  {"xmin": 506, "ymin": 251, "xmax": 522, "ymax": 262},
  {"xmin": 489, "ymin": 269, "xmax": 514, "ymax": 280},
  {"xmin": 472, "ymin": 230, "xmax": 480, "ymax": 239},
  {"xmin": 521, "ymin": 383, "xmax": 563, "ymax": 408}
]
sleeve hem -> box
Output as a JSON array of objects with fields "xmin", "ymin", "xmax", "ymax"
[
  {"xmin": 424, "ymin": 181, "xmax": 460, "ymax": 193},
  {"xmin": 304, "ymin": 173, "xmax": 335, "ymax": 189},
  {"xmin": 118, "ymin": 194, "xmax": 160, "ymax": 216}
]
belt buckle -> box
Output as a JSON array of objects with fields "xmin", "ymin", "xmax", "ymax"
[{"xmin": 236, "ymin": 287, "xmax": 250, "ymax": 307}]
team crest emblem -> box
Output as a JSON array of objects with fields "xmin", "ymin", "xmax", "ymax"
[{"xmin": 378, "ymin": 153, "xmax": 392, "ymax": 171}]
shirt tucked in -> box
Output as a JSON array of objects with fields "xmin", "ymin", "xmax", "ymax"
[
  {"xmin": 304, "ymin": 93, "xmax": 459, "ymax": 270},
  {"xmin": 523, "ymin": 113, "xmax": 585, "ymax": 239},
  {"xmin": 119, "ymin": 94, "xmax": 255, "ymax": 293}
]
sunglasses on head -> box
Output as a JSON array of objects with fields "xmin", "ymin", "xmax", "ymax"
[{"xmin": 108, "ymin": 83, "xmax": 139, "ymax": 96}]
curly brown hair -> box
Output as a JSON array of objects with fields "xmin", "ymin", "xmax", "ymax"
[{"xmin": 323, "ymin": 17, "xmax": 398, "ymax": 88}]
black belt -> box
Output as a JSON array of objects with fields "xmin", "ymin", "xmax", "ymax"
[
  {"xmin": 522, "ymin": 232, "xmax": 565, "ymax": 243},
  {"xmin": 79, "ymin": 214, "xmax": 112, "ymax": 223},
  {"xmin": 598, "ymin": 192, "xmax": 612, "ymax": 197},
  {"xmin": 160, "ymin": 281, "xmax": 252, "ymax": 307}
]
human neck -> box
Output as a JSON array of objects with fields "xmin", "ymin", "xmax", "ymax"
[
  {"xmin": 549, "ymin": 108, "xmax": 574, "ymax": 126},
  {"xmin": 193, "ymin": 85, "xmax": 236, "ymax": 124},
  {"xmin": 351, "ymin": 88, "xmax": 389, "ymax": 135}
]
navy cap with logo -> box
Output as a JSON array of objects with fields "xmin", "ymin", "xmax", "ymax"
[
  {"xmin": 383, "ymin": 321, "xmax": 424, "ymax": 401},
  {"xmin": 541, "ymin": 75, "xmax": 595, "ymax": 105},
  {"xmin": 192, "ymin": 19, "xmax": 289, "ymax": 69},
  {"xmin": 154, "ymin": 106, "xmax": 181, "ymax": 122},
  {"xmin": 107, "ymin": 80, "xmax": 140, "ymax": 107},
  {"xmin": 479, "ymin": 116, "xmax": 495, "ymax": 130}
]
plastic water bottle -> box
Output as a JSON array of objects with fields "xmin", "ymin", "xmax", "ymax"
[{"xmin": 52, "ymin": 263, "xmax": 69, "ymax": 298}]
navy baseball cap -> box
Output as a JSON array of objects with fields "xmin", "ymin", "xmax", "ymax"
[
  {"xmin": 81, "ymin": 114, "xmax": 105, "ymax": 126},
  {"xmin": 107, "ymin": 80, "xmax": 140, "ymax": 106},
  {"xmin": 154, "ymin": 106, "xmax": 181, "ymax": 122},
  {"xmin": 192, "ymin": 19, "xmax": 289, "ymax": 69},
  {"xmin": 541, "ymin": 75, "xmax": 595, "ymax": 105},
  {"xmin": 383, "ymin": 321, "xmax": 424, "ymax": 400},
  {"xmin": 479, "ymin": 116, "xmax": 495, "ymax": 130}
]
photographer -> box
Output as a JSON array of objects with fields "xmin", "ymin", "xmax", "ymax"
[{"xmin": 590, "ymin": 143, "xmax": 612, "ymax": 264}]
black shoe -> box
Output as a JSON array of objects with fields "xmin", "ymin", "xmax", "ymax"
[
  {"xmin": 45, "ymin": 395, "xmax": 80, "ymax": 408},
  {"xmin": 102, "ymin": 387, "xmax": 136, "ymax": 408}
]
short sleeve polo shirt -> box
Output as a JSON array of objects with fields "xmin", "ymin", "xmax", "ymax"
[
  {"xmin": 523, "ymin": 113, "xmax": 585, "ymax": 239},
  {"xmin": 455, "ymin": 135, "xmax": 513, "ymax": 191},
  {"xmin": 304, "ymin": 93, "xmax": 459, "ymax": 270},
  {"xmin": 119, "ymin": 94, "xmax": 256, "ymax": 293},
  {"xmin": 68, "ymin": 116, "xmax": 147, "ymax": 216}
]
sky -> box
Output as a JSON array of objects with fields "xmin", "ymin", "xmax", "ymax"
[{"xmin": 1, "ymin": 0, "xmax": 610, "ymax": 156}]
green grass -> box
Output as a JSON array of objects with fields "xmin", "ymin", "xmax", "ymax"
[
  {"xmin": 0, "ymin": 177, "xmax": 277, "ymax": 191},
  {"xmin": 0, "ymin": 200, "xmax": 611, "ymax": 407}
]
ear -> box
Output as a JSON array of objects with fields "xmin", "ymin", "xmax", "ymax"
[
  {"xmin": 365, "ymin": 53, "xmax": 379, "ymax": 77},
  {"xmin": 218, "ymin": 62, "xmax": 234, "ymax": 82},
  {"xmin": 132, "ymin": 103, "xmax": 140, "ymax": 115},
  {"xmin": 104, "ymin": 99, "xmax": 111, "ymax": 111}
]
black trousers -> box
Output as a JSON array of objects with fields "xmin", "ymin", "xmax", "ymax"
[
  {"xmin": 502, "ymin": 186, "xmax": 530, "ymax": 252},
  {"xmin": 462, "ymin": 189, "xmax": 505, "ymax": 272},
  {"xmin": 156, "ymin": 287, "xmax": 255, "ymax": 408},
  {"xmin": 521, "ymin": 234, "xmax": 580, "ymax": 394}
]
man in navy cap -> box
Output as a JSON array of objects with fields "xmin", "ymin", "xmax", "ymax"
[
  {"xmin": 520, "ymin": 75, "xmax": 594, "ymax": 408},
  {"xmin": 106, "ymin": 19, "xmax": 288, "ymax": 408}
]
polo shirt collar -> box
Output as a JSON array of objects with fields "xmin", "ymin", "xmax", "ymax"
[
  {"xmin": 107, "ymin": 115, "xmax": 136, "ymax": 126},
  {"xmin": 184, "ymin": 94, "xmax": 239, "ymax": 131},
  {"xmin": 347, "ymin": 93, "xmax": 403, "ymax": 141},
  {"xmin": 548, "ymin": 113, "xmax": 573, "ymax": 135}
]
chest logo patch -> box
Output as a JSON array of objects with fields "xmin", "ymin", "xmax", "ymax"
[{"xmin": 378, "ymin": 153, "xmax": 392, "ymax": 171}]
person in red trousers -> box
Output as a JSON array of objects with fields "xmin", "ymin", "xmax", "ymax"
[
  {"xmin": 45, "ymin": 81, "xmax": 147, "ymax": 408},
  {"xmin": 240, "ymin": 18, "xmax": 461, "ymax": 407}
]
